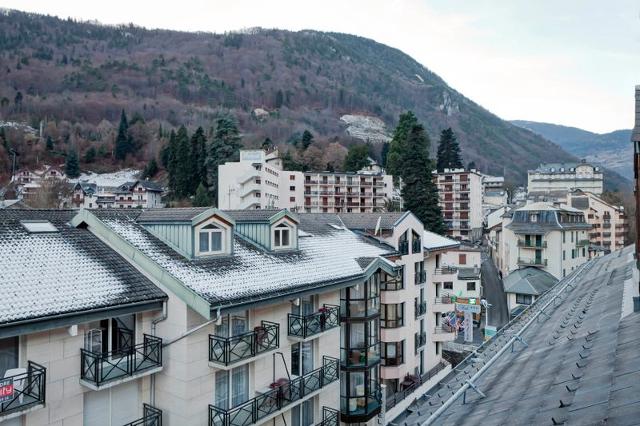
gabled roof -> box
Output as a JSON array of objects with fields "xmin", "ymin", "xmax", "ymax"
[
  {"xmin": 503, "ymin": 267, "xmax": 558, "ymax": 295},
  {"xmin": 0, "ymin": 209, "xmax": 166, "ymax": 330},
  {"xmin": 337, "ymin": 212, "xmax": 410, "ymax": 231},
  {"xmin": 422, "ymin": 230, "xmax": 459, "ymax": 251}
]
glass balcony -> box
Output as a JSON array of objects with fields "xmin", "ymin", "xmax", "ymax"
[
  {"xmin": 380, "ymin": 273, "xmax": 403, "ymax": 292},
  {"xmin": 341, "ymin": 342, "xmax": 380, "ymax": 368},
  {"xmin": 288, "ymin": 305, "xmax": 340, "ymax": 339},
  {"xmin": 414, "ymin": 301, "xmax": 427, "ymax": 318},
  {"xmin": 340, "ymin": 381, "xmax": 381, "ymax": 421},
  {"xmin": 209, "ymin": 321, "xmax": 279, "ymax": 367},
  {"xmin": 208, "ymin": 357, "xmax": 338, "ymax": 426},
  {"xmin": 123, "ymin": 404, "xmax": 163, "ymax": 426},
  {"xmin": 316, "ymin": 407, "xmax": 339, "ymax": 426},
  {"xmin": 80, "ymin": 334, "xmax": 162, "ymax": 388},
  {"xmin": 0, "ymin": 361, "xmax": 46, "ymax": 420}
]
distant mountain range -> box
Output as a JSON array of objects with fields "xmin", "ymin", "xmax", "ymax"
[{"xmin": 511, "ymin": 120, "xmax": 633, "ymax": 180}]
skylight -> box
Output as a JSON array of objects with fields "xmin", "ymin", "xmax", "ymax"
[{"xmin": 21, "ymin": 220, "xmax": 58, "ymax": 233}]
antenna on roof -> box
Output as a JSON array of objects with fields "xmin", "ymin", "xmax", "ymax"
[{"xmin": 374, "ymin": 216, "xmax": 381, "ymax": 236}]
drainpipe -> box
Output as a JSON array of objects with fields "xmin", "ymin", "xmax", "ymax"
[{"xmin": 150, "ymin": 301, "xmax": 168, "ymax": 406}]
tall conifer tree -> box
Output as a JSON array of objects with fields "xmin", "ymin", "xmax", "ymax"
[
  {"xmin": 174, "ymin": 126, "xmax": 191, "ymax": 197},
  {"xmin": 190, "ymin": 126, "xmax": 208, "ymax": 189},
  {"xmin": 206, "ymin": 117, "xmax": 241, "ymax": 203},
  {"xmin": 114, "ymin": 110, "xmax": 132, "ymax": 160},
  {"xmin": 386, "ymin": 111, "xmax": 418, "ymax": 178},
  {"xmin": 436, "ymin": 127, "xmax": 463, "ymax": 172}
]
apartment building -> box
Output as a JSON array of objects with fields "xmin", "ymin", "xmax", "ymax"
[
  {"xmin": 527, "ymin": 160, "xmax": 604, "ymax": 196},
  {"xmin": 337, "ymin": 213, "xmax": 452, "ymax": 419},
  {"xmin": 218, "ymin": 150, "xmax": 395, "ymax": 213},
  {"xmin": 566, "ymin": 189, "xmax": 628, "ymax": 252},
  {"xmin": 498, "ymin": 202, "xmax": 591, "ymax": 280},
  {"xmin": 434, "ymin": 169, "xmax": 483, "ymax": 241},
  {"xmin": 11, "ymin": 165, "xmax": 66, "ymax": 198},
  {"xmin": 432, "ymin": 244, "xmax": 482, "ymax": 300}
]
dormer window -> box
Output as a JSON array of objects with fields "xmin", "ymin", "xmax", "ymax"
[
  {"xmin": 198, "ymin": 223, "xmax": 224, "ymax": 255},
  {"xmin": 273, "ymin": 223, "xmax": 292, "ymax": 249}
]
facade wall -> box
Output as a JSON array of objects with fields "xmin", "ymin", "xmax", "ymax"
[
  {"xmin": 528, "ymin": 164, "xmax": 604, "ymax": 195},
  {"xmin": 302, "ymin": 172, "xmax": 390, "ymax": 213},
  {"xmin": 435, "ymin": 169, "xmax": 483, "ymax": 241},
  {"xmin": 567, "ymin": 192, "xmax": 628, "ymax": 252}
]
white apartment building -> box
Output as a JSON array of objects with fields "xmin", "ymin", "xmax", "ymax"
[
  {"xmin": 2, "ymin": 206, "xmax": 456, "ymax": 426},
  {"xmin": 433, "ymin": 244, "xmax": 482, "ymax": 300},
  {"xmin": 566, "ymin": 189, "xmax": 628, "ymax": 252},
  {"xmin": 11, "ymin": 165, "xmax": 66, "ymax": 199},
  {"xmin": 72, "ymin": 180, "xmax": 164, "ymax": 209},
  {"xmin": 498, "ymin": 202, "xmax": 592, "ymax": 280},
  {"xmin": 527, "ymin": 160, "xmax": 604, "ymax": 196},
  {"xmin": 434, "ymin": 169, "xmax": 483, "ymax": 241},
  {"xmin": 218, "ymin": 150, "xmax": 395, "ymax": 213}
]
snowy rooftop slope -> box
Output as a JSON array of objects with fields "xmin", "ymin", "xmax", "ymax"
[
  {"xmin": 0, "ymin": 210, "xmax": 166, "ymax": 325},
  {"xmin": 423, "ymin": 230, "xmax": 460, "ymax": 251},
  {"xmin": 94, "ymin": 210, "xmax": 394, "ymax": 306},
  {"xmin": 69, "ymin": 169, "xmax": 141, "ymax": 189}
]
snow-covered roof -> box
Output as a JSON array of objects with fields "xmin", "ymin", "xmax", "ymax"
[
  {"xmin": 0, "ymin": 210, "xmax": 166, "ymax": 326},
  {"xmin": 69, "ymin": 169, "xmax": 141, "ymax": 188},
  {"xmin": 422, "ymin": 230, "xmax": 460, "ymax": 251},
  {"xmin": 90, "ymin": 210, "xmax": 395, "ymax": 307},
  {"xmin": 338, "ymin": 212, "xmax": 408, "ymax": 231}
]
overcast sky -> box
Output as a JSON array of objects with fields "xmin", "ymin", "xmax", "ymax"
[{"xmin": 2, "ymin": 0, "xmax": 638, "ymax": 133}]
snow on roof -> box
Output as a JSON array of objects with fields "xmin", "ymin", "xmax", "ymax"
[
  {"xmin": 422, "ymin": 230, "xmax": 460, "ymax": 251},
  {"xmin": 92, "ymin": 210, "xmax": 394, "ymax": 306},
  {"xmin": 0, "ymin": 210, "xmax": 166, "ymax": 325}
]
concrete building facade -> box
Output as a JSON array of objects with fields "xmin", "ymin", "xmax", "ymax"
[
  {"xmin": 434, "ymin": 169, "xmax": 483, "ymax": 241},
  {"xmin": 527, "ymin": 160, "xmax": 604, "ymax": 196}
]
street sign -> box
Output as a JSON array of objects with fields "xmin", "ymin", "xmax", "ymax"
[
  {"xmin": 0, "ymin": 378, "xmax": 14, "ymax": 403},
  {"xmin": 456, "ymin": 303, "xmax": 481, "ymax": 314}
]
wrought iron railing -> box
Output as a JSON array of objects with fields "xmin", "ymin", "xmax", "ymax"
[
  {"xmin": 412, "ymin": 239, "xmax": 422, "ymax": 253},
  {"xmin": 208, "ymin": 356, "xmax": 338, "ymax": 426},
  {"xmin": 414, "ymin": 300, "xmax": 427, "ymax": 318},
  {"xmin": 414, "ymin": 332, "xmax": 427, "ymax": 352},
  {"xmin": 517, "ymin": 240, "xmax": 547, "ymax": 248},
  {"xmin": 81, "ymin": 334, "xmax": 162, "ymax": 387},
  {"xmin": 517, "ymin": 257, "xmax": 547, "ymax": 267},
  {"xmin": 434, "ymin": 266, "xmax": 457, "ymax": 275},
  {"xmin": 123, "ymin": 404, "xmax": 163, "ymax": 426},
  {"xmin": 0, "ymin": 361, "xmax": 46, "ymax": 418},
  {"xmin": 398, "ymin": 240, "xmax": 409, "ymax": 255},
  {"xmin": 316, "ymin": 407, "xmax": 339, "ymax": 426},
  {"xmin": 385, "ymin": 362, "xmax": 448, "ymax": 410},
  {"xmin": 288, "ymin": 305, "xmax": 339, "ymax": 339},
  {"xmin": 209, "ymin": 321, "xmax": 279, "ymax": 367},
  {"xmin": 414, "ymin": 270, "xmax": 426, "ymax": 285}
]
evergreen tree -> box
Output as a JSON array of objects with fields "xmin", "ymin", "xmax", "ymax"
[
  {"xmin": 467, "ymin": 161, "xmax": 477, "ymax": 171},
  {"xmin": 193, "ymin": 183, "xmax": 213, "ymax": 207},
  {"xmin": 190, "ymin": 127, "xmax": 208, "ymax": 190},
  {"xmin": 386, "ymin": 111, "xmax": 418, "ymax": 178},
  {"xmin": 114, "ymin": 109, "xmax": 132, "ymax": 160},
  {"xmin": 142, "ymin": 158, "xmax": 159, "ymax": 179},
  {"xmin": 300, "ymin": 130, "xmax": 314, "ymax": 150},
  {"xmin": 436, "ymin": 128, "xmax": 463, "ymax": 172},
  {"xmin": 380, "ymin": 142, "xmax": 390, "ymax": 168},
  {"xmin": 343, "ymin": 144, "xmax": 370, "ymax": 172},
  {"xmin": 84, "ymin": 146, "xmax": 96, "ymax": 163},
  {"xmin": 206, "ymin": 117, "xmax": 241, "ymax": 203},
  {"xmin": 401, "ymin": 124, "xmax": 445, "ymax": 234},
  {"xmin": 166, "ymin": 130, "xmax": 179, "ymax": 193},
  {"xmin": 46, "ymin": 136, "xmax": 54, "ymax": 151},
  {"xmin": 174, "ymin": 126, "xmax": 191, "ymax": 197},
  {"xmin": 261, "ymin": 137, "xmax": 273, "ymax": 151},
  {"xmin": 65, "ymin": 150, "xmax": 80, "ymax": 178}
]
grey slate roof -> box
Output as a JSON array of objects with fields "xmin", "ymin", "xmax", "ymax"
[
  {"xmin": 570, "ymin": 196, "xmax": 590, "ymax": 210},
  {"xmin": 395, "ymin": 246, "xmax": 640, "ymax": 426},
  {"xmin": 138, "ymin": 207, "xmax": 210, "ymax": 223},
  {"xmin": 226, "ymin": 209, "xmax": 298, "ymax": 223},
  {"xmin": 338, "ymin": 212, "xmax": 408, "ymax": 231},
  {"xmin": 0, "ymin": 210, "xmax": 166, "ymax": 326},
  {"xmin": 502, "ymin": 267, "xmax": 558, "ymax": 295},
  {"xmin": 457, "ymin": 267, "xmax": 481, "ymax": 280},
  {"xmin": 91, "ymin": 209, "xmax": 394, "ymax": 307}
]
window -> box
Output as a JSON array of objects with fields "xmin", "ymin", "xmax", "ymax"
[
  {"xmin": 563, "ymin": 250, "xmax": 566, "ymax": 260},
  {"xmin": 290, "ymin": 197, "xmax": 295, "ymax": 202},
  {"xmin": 563, "ymin": 231, "xmax": 566, "ymax": 243},
  {"xmin": 199, "ymin": 223, "xmax": 224, "ymax": 254},
  {"xmin": 290, "ymin": 186, "xmax": 296, "ymax": 191},
  {"xmin": 273, "ymin": 223, "xmax": 292, "ymax": 248},
  {"xmin": 467, "ymin": 282, "xmax": 476, "ymax": 291},
  {"xmin": 381, "ymin": 303, "xmax": 404, "ymax": 328},
  {"xmin": 0, "ymin": 336, "xmax": 19, "ymax": 378},
  {"xmin": 292, "ymin": 400, "xmax": 314, "ymax": 426},
  {"xmin": 215, "ymin": 365, "xmax": 249, "ymax": 409},
  {"xmin": 381, "ymin": 341, "xmax": 404, "ymax": 366},
  {"xmin": 530, "ymin": 214, "xmax": 538, "ymax": 223},
  {"xmin": 444, "ymin": 282, "xmax": 453, "ymax": 290},
  {"xmin": 516, "ymin": 294, "xmax": 533, "ymax": 305},
  {"xmin": 290, "ymin": 175, "xmax": 295, "ymax": 181},
  {"xmin": 458, "ymin": 254, "xmax": 467, "ymax": 265}
]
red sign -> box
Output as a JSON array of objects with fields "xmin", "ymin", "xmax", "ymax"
[{"xmin": 0, "ymin": 378, "xmax": 14, "ymax": 403}]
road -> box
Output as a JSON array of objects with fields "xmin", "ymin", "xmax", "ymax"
[{"xmin": 481, "ymin": 257, "xmax": 509, "ymax": 329}]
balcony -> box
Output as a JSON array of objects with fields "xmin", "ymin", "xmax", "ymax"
[
  {"xmin": 517, "ymin": 240, "xmax": 547, "ymax": 249},
  {"xmin": 340, "ymin": 381, "xmax": 381, "ymax": 422},
  {"xmin": 603, "ymin": 223, "xmax": 611, "ymax": 229},
  {"xmin": 412, "ymin": 239, "xmax": 422, "ymax": 253},
  {"xmin": 209, "ymin": 321, "xmax": 279, "ymax": 368},
  {"xmin": 434, "ymin": 266, "xmax": 457, "ymax": 275},
  {"xmin": 398, "ymin": 240, "xmax": 409, "ymax": 255},
  {"xmin": 123, "ymin": 404, "xmax": 163, "ymax": 426},
  {"xmin": 380, "ymin": 275, "xmax": 403, "ymax": 291},
  {"xmin": 385, "ymin": 361, "xmax": 447, "ymax": 411},
  {"xmin": 0, "ymin": 361, "xmax": 46, "ymax": 421},
  {"xmin": 414, "ymin": 301, "xmax": 427, "ymax": 318},
  {"xmin": 414, "ymin": 332, "xmax": 427, "ymax": 352},
  {"xmin": 288, "ymin": 305, "xmax": 340, "ymax": 340},
  {"xmin": 517, "ymin": 257, "xmax": 547, "ymax": 267},
  {"xmin": 316, "ymin": 407, "xmax": 340, "ymax": 426},
  {"xmin": 576, "ymin": 239, "xmax": 590, "ymax": 247},
  {"xmin": 209, "ymin": 356, "xmax": 338, "ymax": 426},
  {"xmin": 433, "ymin": 296, "xmax": 455, "ymax": 312},
  {"xmin": 80, "ymin": 334, "xmax": 163, "ymax": 390},
  {"xmin": 432, "ymin": 325, "xmax": 456, "ymax": 342},
  {"xmin": 414, "ymin": 270, "xmax": 426, "ymax": 285}
]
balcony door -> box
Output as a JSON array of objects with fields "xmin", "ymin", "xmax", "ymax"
[
  {"xmin": 535, "ymin": 249, "xmax": 542, "ymax": 264},
  {"xmin": 291, "ymin": 399, "xmax": 314, "ymax": 426},
  {"xmin": 83, "ymin": 380, "xmax": 138, "ymax": 426}
]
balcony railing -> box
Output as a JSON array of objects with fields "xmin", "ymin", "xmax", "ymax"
[
  {"xmin": 398, "ymin": 240, "xmax": 409, "ymax": 255},
  {"xmin": 414, "ymin": 332, "xmax": 427, "ymax": 352},
  {"xmin": 0, "ymin": 361, "xmax": 46, "ymax": 419},
  {"xmin": 412, "ymin": 239, "xmax": 422, "ymax": 253},
  {"xmin": 415, "ymin": 301, "xmax": 427, "ymax": 318},
  {"xmin": 517, "ymin": 240, "xmax": 547, "ymax": 248},
  {"xmin": 414, "ymin": 270, "xmax": 426, "ymax": 285},
  {"xmin": 209, "ymin": 356, "xmax": 338, "ymax": 426},
  {"xmin": 385, "ymin": 362, "xmax": 447, "ymax": 410},
  {"xmin": 123, "ymin": 404, "xmax": 163, "ymax": 426},
  {"xmin": 434, "ymin": 296, "xmax": 454, "ymax": 304},
  {"xmin": 517, "ymin": 257, "xmax": 547, "ymax": 267},
  {"xmin": 434, "ymin": 324, "xmax": 455, "ymax": 334},
  {"xmin": 576, "ymin": 239, "xmax": 590, "ymax": 247},
  {"xmin": 434, "ymin": 266, "xmax": 457, "ymax": 275},
  {"xmin": 81, "ymin": 334, "xmax": 162, "ymax": 388},
  {"xmin": 209, "ymin": 321, "xmax": 279, "ymax": 367},
  {"xmin": 340, "ymin": 381, "xmax": 381, "ymax": 420},
  {"xmin": 288, "ymin": 305, "xmax": 340, "ymax": 339},
  {"xmin": 316, "ymin": 407, "xmax": 339, "ymax": 426}
]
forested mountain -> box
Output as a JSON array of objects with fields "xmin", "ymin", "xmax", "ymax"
[
  {"xmin": 0, "ymin": 9, "xmax": 629, "ymax": 190},
  {"xmin": 512, "ymin": 120, "xmax": 633, "ymax": 180}
]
